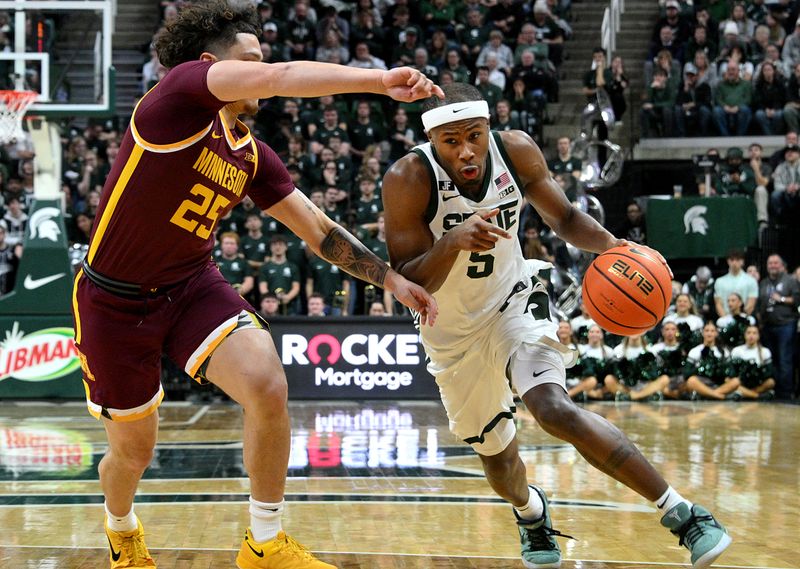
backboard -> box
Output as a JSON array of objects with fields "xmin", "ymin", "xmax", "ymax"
[{"xmin": 0, "ymin": 0, "xmax": 114, "ymax": 117}]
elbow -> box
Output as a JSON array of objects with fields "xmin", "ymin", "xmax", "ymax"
[{"xmin": 549, "ymin": 206, "xmax": 576, "ymax": 237}]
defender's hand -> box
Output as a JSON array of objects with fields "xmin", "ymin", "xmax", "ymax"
[
  {"xmin": 385, "ymin": 272, "xmax": 438, "ymax": 326},
  {"xmin": 448, "ymin": 208, "xmax": 512, "ymax": 253},
  {"xmin": 382, "ymin": 67, "xmax": 445, "ymax": 102}
]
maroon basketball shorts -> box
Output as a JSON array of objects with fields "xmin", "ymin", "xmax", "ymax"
[{"xmin": 72, "ymin": 260, "xmax": 257, "ymax": 421}]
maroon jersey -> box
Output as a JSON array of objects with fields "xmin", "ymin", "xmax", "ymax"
[{"xmin": 87, "ymin": 60, "xmax": 293, "ymax": 286}]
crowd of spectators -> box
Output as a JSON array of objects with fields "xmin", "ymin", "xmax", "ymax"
[
  {"xmin": 0, "ymin": 1, "xmax": 796, "ymax": 398},
  {"xmin": 130, "ymin": 0, "xmax": 577, "ymax": 316},
  {"xmin": 641, "ymin": 0, "xmax": 800, "ymax": 139}
]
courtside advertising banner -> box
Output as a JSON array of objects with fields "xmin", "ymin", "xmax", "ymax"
[{"xmin": 270, "ymin": 317, "xmax": 438, "ymax": 399}]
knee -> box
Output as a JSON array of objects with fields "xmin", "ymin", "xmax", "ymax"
[
  {"xmin": 481, "ymin": 450, "xmax": 520, "ymax": 480},
  {"xmin": 529, "ymin": 393, "xmax": 580, "ymax": 436},
  {"xmin": 237, "ymin": 367, "xmax": 288, "ymax": 414},
  {"xmin": 110, "ymin": 441, "xmax": 155, "ymax": 473}
]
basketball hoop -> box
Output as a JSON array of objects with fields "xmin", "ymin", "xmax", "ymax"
[{"xmin": 0, "ymin": 90, "xmax": 38, "ymax": 144}]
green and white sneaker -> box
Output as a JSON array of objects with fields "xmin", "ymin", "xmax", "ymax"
[
  {"xmin": 660, "ymin": 503, "xmax": 732, "ymax": 569},
  {"xmin": 515, "ymin": 486, "xmax": 573, "ymax": 569}
]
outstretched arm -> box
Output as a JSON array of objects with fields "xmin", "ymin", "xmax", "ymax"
[
  {"xmin": 502, "ymin": 130, "xmax": 621, "ymax": 254},
  {"xmin": 267, "ymin": 190, "xmax": 437, "ymax": 325},
  {"xmin": 207, "ymin": 62, "xmax": 444, "ymax": 103},
  {"xmin": 382, "ymin": 154, "xmax": 511, "ymax": 294}
]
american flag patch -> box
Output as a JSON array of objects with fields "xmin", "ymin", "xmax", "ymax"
[{"xmin": 494, "ymin": 171, "xmax": 511, "ymax": 188}]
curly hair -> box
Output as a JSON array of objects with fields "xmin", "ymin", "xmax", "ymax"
[{"xmin": 154, "ymin": 0, "xmax": 261, "ymax": 69}]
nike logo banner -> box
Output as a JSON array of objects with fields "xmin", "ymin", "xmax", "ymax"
[{"xmin": 23, "ymin": 273, "xmax": 66, "ymax": 290}]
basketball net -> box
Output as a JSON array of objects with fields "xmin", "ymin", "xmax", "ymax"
[{"xmin": 0, "ymin": 90, "xmax": 38, "ymax": 144}]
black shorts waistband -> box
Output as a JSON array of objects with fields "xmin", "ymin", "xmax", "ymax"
[{"xmin": 81, "ymin": 260, "xmax": 173, "ymax": 298}]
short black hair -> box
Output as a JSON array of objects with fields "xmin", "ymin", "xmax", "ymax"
[
  {"xmin": 727, "ymin": 248, "xmax": 745, "ymax": 261},
  {"xmin": 155, "ymin": 0, "xmax": 261, "ymax": 69},
  {"xmin": 421, "ymin": 83, "xmax": 483, "ymax": 114}
]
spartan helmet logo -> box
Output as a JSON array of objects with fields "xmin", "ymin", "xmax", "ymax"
[
  {"xmin": 29, "ymin": 207, "xmax": 62, "ymax": 242},
  {"xmin": 684, "ymin": 205, "xmax": 709, "ymax": 235}
]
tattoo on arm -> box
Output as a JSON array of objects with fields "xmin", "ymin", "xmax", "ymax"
[{"xmin": 320, "ymin": 226, "xmax": 389, "ymax": 287}]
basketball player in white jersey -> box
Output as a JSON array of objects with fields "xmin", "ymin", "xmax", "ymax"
[{"xmin": 382, "ymin": 84, "xmax": 730, "ymax": 569}]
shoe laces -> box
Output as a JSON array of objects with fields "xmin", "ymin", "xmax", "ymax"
[
  {"xmin": 518, "ymin": 519, "xmax": 575, "ymax": 550},
  {"xmin": 118, "ymin": 529, "xmax": 152, "ymax": 564},
  {"xmin": 676, "ymin": 511, "xmax": 717, "ymax": 549},
  {"xmin": 278, "ymin": 533, "xmax": 316, "ymax": 561}
]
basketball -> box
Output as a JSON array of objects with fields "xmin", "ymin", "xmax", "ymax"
[{"xmin": 582, "ymin": 245, "xmax": 672, "ymax": 336}]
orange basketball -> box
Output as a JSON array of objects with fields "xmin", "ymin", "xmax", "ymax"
[{"xmin": 581, "ymin": 245, "xmax": 672, "ymax": 336}]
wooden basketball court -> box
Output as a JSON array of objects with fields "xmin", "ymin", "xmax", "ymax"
[{"xmin": 1, "ymin": 399, "xmax": 796, "ymax": 569}]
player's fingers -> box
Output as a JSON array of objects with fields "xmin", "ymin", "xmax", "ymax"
[
  {"xmin": 411, "ymin": 75, "xmax": 433, "ymax": 98},
  {"xmin": 470, "ymin": 237, "xmax": 497, "ymax": 251},
  {"xmin": 479, "ymin": 208, "xmax": 500, "ymax": 220},
  {"xmin": 482, "ymin": 223, "xmax": 512, "ymax": 239},
  {"xmin": 421, "ymin": 295, "xmax": 437, "ymax": 326},
  {"xmin": 432, "ymin": 84, "xmax": 445, "ymax": 99},
  {"xmin": 412, "ymin": 288, "xmax": 437, "ymax": 326},
  {"xmin": 406, "ymin": 69, "xmax": 422, "ymax": 86},
  {"xmin": 472, "ymin": 230, "xmax": 500, "ymax": 245}
]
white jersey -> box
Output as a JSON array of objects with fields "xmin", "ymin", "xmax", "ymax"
[
  {"xmin": 412, "ymin": 132, "xmax": 565, "ymax": 369},
  {"xmin": 730, "ymin": 344, "xmax": 772, "ymax": 365},
  {"xmin": 612, "ymin": 343, "xmax": 649, "ymax": 360},
  {"xmin": 578, "ymin": 344, "xmax": 614, "ymax": 360},
  {"xmin": 663, "ymin": 313, "xmax": 705, "ymax": 331}
]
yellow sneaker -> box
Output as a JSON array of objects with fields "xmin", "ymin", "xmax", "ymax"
[
  {"xmin": 104, "ymin": 517, "xmax": 156, "ymax": 568},
  {"xmin": 236, "ymin": 529, "xmax": 336, "ymax": 569}
]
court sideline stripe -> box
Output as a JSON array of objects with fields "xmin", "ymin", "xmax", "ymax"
[{"xmin": 0, "ymin": 545, "xmax": 787, "ymax": 569}]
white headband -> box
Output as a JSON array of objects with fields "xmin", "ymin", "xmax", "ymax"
[{"xmin": 421, "ymin": 100, "xmax": 490, "ymax": 132}]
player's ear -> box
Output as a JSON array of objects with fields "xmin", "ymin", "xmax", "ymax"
[{"xmin": 200, "ymin": 51, "xmax": 219, "ymax": 63}]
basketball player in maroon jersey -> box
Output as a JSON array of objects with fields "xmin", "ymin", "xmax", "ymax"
[
  {"xmin": 72, "ymin": 3, "xmax": 441, "ymax": 568},
  {"xmin": 381, "ymin": 84, "xmax": 730, "ymax": 569}
]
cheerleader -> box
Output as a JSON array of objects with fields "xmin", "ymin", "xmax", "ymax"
[
  {"xmin": 570, "ymin": 302, "xmax": 595, "ymax": 344},
  {"xmin": 729, "ymin": 325, "xmax": 776, "ymax": 399},
  {"xmin": 557, "ymin": 320, "xmax": 596, "ymax": 401},
  {"xmin": 578, "ymin": 324, "xmax": 615, "ymax": 400},
  {"xmin": 663, "ymin": 294, "xmax": 704, "ymax": 353},
  {"xmin": 651, "ymin": 321, "xmax": 687, "ymax": 399},
  {"xmin": 685, "ymin": 322, "xmax": 740, "ymax": 399},
  {"xmin": 605, "ymin": 333, "xmax": 668, "ymax": 401},
  {"xmin": 715, "ymin": 293, "xmax": 756, "ymax": 348}
]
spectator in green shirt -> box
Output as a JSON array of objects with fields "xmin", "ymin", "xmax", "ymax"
[
  {"xmin": 241, "ymin": 213, "xmax": 271, "ymax": 271},
  {"xmin": 475, "ymin": 66, "xmax": 503, "ymax": 111},
  {"xmin": 641, "ymin": 67, "xmax": 677, "ymax": 137},
  {"xmin": 716, "ymin": 146, "xmax": 757, "ymax": 197},
  {"xmin": 216, "ymin": 232, "xmax": 254, "ymax": 298},
  {"xmin": 306, "ymin": 255, "xmax": 349, "ymax": 315},
  {"xmin": 548, "ymin": 136, "xmax": 582, "ymax": 180},
  {"xmin": 258, "ymin": 235, "xmax": 301, "ymax": 315},
  {"xmin": 713, "ymin": 63, "xmax": 753, "ymax": 135}
]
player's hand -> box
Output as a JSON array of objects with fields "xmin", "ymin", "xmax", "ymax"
[
  {"xmin": 614, "ymin": 240, "xmax": 674, "ymax": 279},
  {"xmin": 385, "ymin": 272, "xmax": 438, "ymax": 326},
  {"xmin": 382, "ymin": 67, "xmax": 445, "ymax": 102},
  {"xmin": 448, "ymin": 208, "xmax": 512, "ymax": 252}
]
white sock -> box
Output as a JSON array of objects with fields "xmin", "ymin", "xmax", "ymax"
[
  {"xmin": 249, "ymin": 497, "xmax": 284, "ymax": 542},
  {"xmin": 514, "ymin": 486, "xmax": 544, "ymax": 521},
  {"xmin": 655, "ymin": 486, "xmax": 692, "ymax": 514},
  {"xmin": 104, "ymin": 502, "xmax": 138, "ymax": 533}
]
